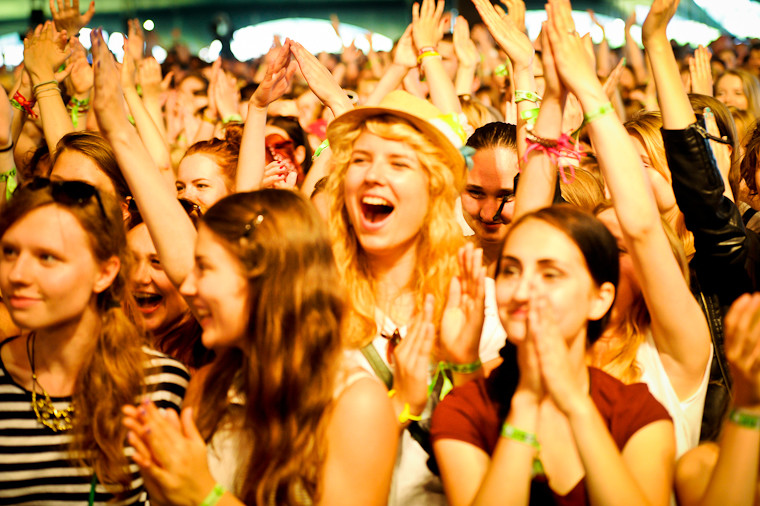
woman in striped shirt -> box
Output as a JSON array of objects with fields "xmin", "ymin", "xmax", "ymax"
[{"xmin": 0, "ymin": 179, "xmax": 189, "ymax": 504}]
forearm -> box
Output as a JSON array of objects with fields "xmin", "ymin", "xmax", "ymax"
[
  {"xmin": 644, "ymin": 35, "xmax": 696, "ymax": 129},
  {"xmin": 365, "ymin": 64, "xmax": 409, "ymax": 106},
  {"xmin": 236, "ymin": 104, "xmax": 267, "ymax": 192},
  {"xmin": 124, "ymin": 88, "xmax": 172, "ymax": 175},
  {"xmin": 473, "ymin": 392, "xmax": 538, "ymax": 506},
  {"xmin": 141, "ymin": 91, "xmax": 168, "ymax": 142},
  {"xmin": 301, "ymin": 146, "xmax": 331, "ymax": 198},
  {"xmin": 455, "ymin": 64, "xmax": 476, "ymax": 96},
  {"xmin": 420, "ymin": 57, "xmax": 462, "ymax": 115},
  {"xmin": 626, "ymin": 32, "xmax": 648, "ymax": 85},
  {"xmin": 512, "ymin": 67, "xmax": 536, "ymax": 167},
  {"xmin": 30, "ymin": 71, "xmax": 72, "ymax": 155}
]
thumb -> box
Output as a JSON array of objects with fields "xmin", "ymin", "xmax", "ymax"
[{"xmin": 181, "ymin": 407, "xmax": 204, "ymax": 444}]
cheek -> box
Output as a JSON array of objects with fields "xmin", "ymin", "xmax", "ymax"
[{"xmin": 460, "ymin": 194, "xmax": 481, "ymax": 216}]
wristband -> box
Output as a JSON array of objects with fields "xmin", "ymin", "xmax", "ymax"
[
  {"xmin": 312, "ymin": 139, "xmax": 330, "ymax": 161},
  {"xmin": 398, "ymin": 403, "xmax": 423, "ymax": 424},
  {"xmin": 32, "ymin": 80, "xmax": 58, "ymax": 93},
  {"xmin": 729, "ymin": 408, "xmax": 760, "ymax": 430},
  {"xmin": 199, "ymin": 483, "xmax": 226, "ymax": 506},
  {"xmin": 501, "ymin": 423, "xmax": 540, "ymax": 449},
  {"xmin": 222, "ymin": 114, "xmax": 243, "ymax": 125},
  {"xmin": 582, "ymin": 101, "xmax": 614, "ymax": 124},
  {"xmin": 447, "ymin": 359, "xmax": 482, "ymax": 374},
  {"xmin": 417, "ymin": 46, "xmax": 437, "ymax": 56},
  {"xmin": 11, "ymin": 92, "xmax": 37, "ymax": 119},
  {"xmin": 417, "ymin": 51, "xmax": 441, "ymax": 66},
  {"xmin": 202, "ymin": 112, "xmax": 217, "ymax": 124},
  {"xmin": 514, "ymin": 90, "xmax": 542, "ymax": 104},
  {"xmin": 494, "ymin": 64, "xmax": 509, "ymax": 77},
  {"xmin": 519, "ymin": 107, "xmax": 540, "ymax": 127}
]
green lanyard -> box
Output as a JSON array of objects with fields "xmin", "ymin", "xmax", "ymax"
[{"xmin": 88, "ymin": 473, "xmax": 97, "ymax": 506}]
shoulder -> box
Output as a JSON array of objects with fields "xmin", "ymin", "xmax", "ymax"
[
  {"xmin": 431, "ymin": 377, "xmax": 501, "ymax": 454},
  {"xmin": 589, "ymin": 367, "xmax": 671, "ymax": 449},
  {"xmin": 142, "ymin": 347, "xmax": 190, "ymax": 412}
]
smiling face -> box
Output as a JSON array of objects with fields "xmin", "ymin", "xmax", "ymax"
[
  {"xmin": 180, "ymin": 225, "xmax": 249, "ymax": 350},
  {"xmin": 716, "ymin": 73, "xmax": 748, "ymax": 111},
  {"xmin": 461, "ymin": 146, "xmax": 519, "ymax": 245},
  {"xmin": 0, "ymin": 205, "xmax": 114, "ymax": 331},
  {"xmin": 495, "ymin": 219, "xmax": 612, "ymax": 345},
  {"xmin": 176, "ymin": 153, "xmax": 230, "ymax": 212},
  {"xmin": 343, "ymin": 130, "xmax": 430, "ymax": 260},
  {"xmin": 128, "ymin": 223, "xmax": 189, "ymax": 334}
]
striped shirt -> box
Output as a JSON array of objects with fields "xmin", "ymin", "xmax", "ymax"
[{"xmin": 0, "ymin": 343, "xmax": 189, "ymax": 505}]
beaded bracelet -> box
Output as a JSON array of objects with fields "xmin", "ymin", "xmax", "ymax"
[
  {"xmin": 583, "ymin": 101, "xmax": 614, "ymax": 124},
  {"xmin": 417, "ymin": 50, "xmax": 441, "ymax": 66},
  {"xmin": 729, "ymin": 408, "xmax": 760, "ymax": 430},
  {"xmin": 526, "ymin": 129, "xmax": 559, "ymax": 148},
  {"xmin": 514, "ymin": 90, "xmax": 542, "ymax": 104},
  {"xmin": 199, "ymin": 483, "xmax": 226, "ymax": 506}
]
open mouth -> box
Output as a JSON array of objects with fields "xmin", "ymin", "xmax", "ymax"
[
  {"xmin": 360, "ymin": 196, "xmax": 395, "ymax": 223},
  {"xmin": 134, "ymin": 292, "xmax": 163, "ymax": 312}
]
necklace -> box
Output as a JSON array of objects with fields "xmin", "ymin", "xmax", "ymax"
[{"xmin": 25, "ymin": 334, "xmax": 74, "ymax": 432}]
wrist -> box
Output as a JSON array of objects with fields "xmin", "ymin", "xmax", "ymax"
[{"xmin": 511, "ymin": 388, "xmax": 541, "ymax": 410}]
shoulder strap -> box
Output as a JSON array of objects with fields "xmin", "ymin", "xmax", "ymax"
[{"xmin": 360, "ymin": 343, "xmax": 393, "ymax": 390}]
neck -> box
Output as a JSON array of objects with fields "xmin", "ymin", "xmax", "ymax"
[
  {"xmin": 476, "ymin": 237, "xmax": 502, "ymax": 278},
  {"xmin": 32, "ymin": 302, "xmax": 102, "ymax": 383},
  {"xmin": 366, "ymin": 242, "xmax": 418, "ymax": 320}
]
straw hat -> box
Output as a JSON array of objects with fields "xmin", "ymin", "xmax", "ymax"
[{"xmin": 326, "ymin": 90, "xmax": 466, "ymax": 176}]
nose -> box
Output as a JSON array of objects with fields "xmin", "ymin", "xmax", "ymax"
[
  {"xmin": 133, "ymin": 259, "xmax": 151, "ymax": 287},
  {"xmin": 480, "ymin": 197, "xmax": 501, "ymax": 223},
  {"xmin": 363, "ymin": 159, "xmax": 388, "ymax": 184},
  {"xmin": 179, "ymin": 268, "xmax": 198, "ymax": 298},
  {"xmin": 512, "ymin": 271, "xmax": 533, "ymax": 303},
  {"xmin": 7, "ymin": 253, "xmax": 31, "ymax": 285}
]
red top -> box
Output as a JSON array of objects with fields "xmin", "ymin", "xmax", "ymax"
[{"xmin": 431, "ymin": 365, "xmax": 671, "ymax": 505}]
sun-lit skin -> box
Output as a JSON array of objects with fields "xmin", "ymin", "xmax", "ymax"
[
  {"xmin": 595, "ymin": 209, "xmax": 640, "ymax": 315},
  {"xmin": 0, "ymin": 206, "xmax": 114, "ymax": 332},
  {"xmin": 495, "ymin": 219, "xmax": 613, "ymax": 345},
  {"xmin": 343, "ymin": 131, "xmax": 430, "ymax": 264},
  {"xmin": 715, "ymin": 73, "xmax": 749, "ymax": 111},
  {"xmin": 461, "ymin": 146, "xmax": 519, "ymax": 274},
  {"xmin": 128, "ymin": 223, "xmax": 189, "ymax": 334},
  {"xmin": 178, "ymin": 75, "xmax": 209, "ymax": 113},
  {"xmin": 179, "ymin": 225, "xmax": 249, "ymax": 351},
  {"xmin": 176, "ymin": 153, "xmax": 230, "ymax": 212}
]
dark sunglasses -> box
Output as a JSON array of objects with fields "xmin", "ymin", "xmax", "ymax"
[
  {"xmin": 27, "ymin": 177, "xmax": 107, "ymax": 218},
  {"xmin": 127, "ymin": 197, "xmax": 202, "ymax": 228}
]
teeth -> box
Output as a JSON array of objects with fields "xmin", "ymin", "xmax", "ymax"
[{"xmin": 362, "ymin": 196, "xmax": 392, "ymax": 207}]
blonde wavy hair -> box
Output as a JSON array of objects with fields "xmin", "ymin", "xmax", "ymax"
[
  {"xmin": 625, "ymin": 111, "xmax": 695, "ymax": 260},
  {"xmin": 326, "ymin": 115, "xmax": 465, "ymax": 349}
]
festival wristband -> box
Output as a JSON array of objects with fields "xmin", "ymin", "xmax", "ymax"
[
  {"xmin": 417, "ymin": 51, "xmax": 441, "ymax": 66},
  {"xmin": 583, "ymin": 101, "xmax": 614, "ymax": 124},
  {"xmin": 729, "ymin": 408, "xmax": 760, "ymax": 430},
  {"xmin": 514, "ymin": 90, "xmax": 542, "ymax": 103},
  {"xmin": 501, "ymin": 423, "xmax": 540, "ymax": 449},
  {"xmin": 494, "ymin": 64, "xmax": 509, "ymax": 77},
  {"xmin": 519, "ymin": 107, "xmax": 540, "ymax": 127},
  {"xmin": 199, "ymin": 483, "xmax": 227, "ymax": 506},
  {"xmin": 222, "ymin": 114, "xmax": 243, "ymax": 124},
  {"xmin": 398, "ymin": 403, "xmax": 423, "ymax": 424},
  {"xmin": 312, "ymin": 139, "xmax": 330, "ymax": 161},
  {"xmin": 447, "ymin": 359, "xmax": 482, "ymax": 374},
  {"xmin": 32, "ymin": 80, "xmax": 58, "ymax": 93},
  {"xmin": 417, "ymin": 46, "xmax": 437, "ymax": 55}
]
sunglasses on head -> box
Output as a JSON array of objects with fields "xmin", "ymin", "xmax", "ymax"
[
  {"xmin": 127, "ymin": 197, "xmax": 202, "ymax": 226},
  {"xmin": 27, "ymin": 177, "xmax": 107, "ymax": 219}
]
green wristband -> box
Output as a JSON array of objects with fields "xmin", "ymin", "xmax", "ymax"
[
  {"xmin": 222, "ymin": 114, "xmax": 243, "ymax": 125},
  {"xmin": 447, "ymin": 359, "xmax": 482, "ymax": 374},
  {"xmin": 312, "ymin": 139, "xmax": 330, "ymax": 161},
  {"xmin": 729, "ymin": 408, "xmax": 760, "ymax": 430},
  {"xmin": 199, "ymin": 483, "xmax": 226, "ymax": 506},
  {"xmin": 494, "ymin": 64, "xmax": 509, "ymax": 77},
  {"xmin": 583, "ymin": 101, "xmax": 614, "ymax": 124},
  {"xmin": 520, "ymin": 107, "xmax": 540, "ymax": 127},
  {"xmin": 501, "ymin": 423, "xmax": 540, "ymax": 449},
  {"xmin": 514, "ymin": 90, "xmax": 542, "ymax": 103}
]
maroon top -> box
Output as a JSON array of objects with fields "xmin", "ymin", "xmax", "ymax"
[{"xmin": 431, "ymin": 366, "xmax": 671, "ymax": 505}]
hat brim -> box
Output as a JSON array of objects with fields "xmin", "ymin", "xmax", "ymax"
[{"xmin": 326, "ymin": 106, "xmax": 465, "ymax": 174}]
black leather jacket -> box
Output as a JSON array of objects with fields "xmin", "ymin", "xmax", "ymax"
[{"xmin": 662, "ymin": 122, "xmax": 760, "ymax": 441}]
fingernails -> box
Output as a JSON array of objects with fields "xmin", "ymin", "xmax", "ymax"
[{"xmin": 704, "ymin": 106, "xmax": 713, "ymax": 117}]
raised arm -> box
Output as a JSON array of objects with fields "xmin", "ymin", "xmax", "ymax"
[
  {"xmin": 50, "ymin": 0, "xmax": 95, "ymax": 36},
  {"xmin": 91, "ymin": 28, "xmax": 195, "ymax": 287},
  {"xmin": 236, "ymin": 41, "xmax": 296, "ymax": 192},
  {"xmin": 453, "ymin": 16, "xmax": 479, "ymax": 97},
  {"xmin": 551, "ymin": 0, "xmax": 710, "ymax": 396},
  {"xmin": 365, "ymin": 25, "xmax": 416, "ymax": 106}
]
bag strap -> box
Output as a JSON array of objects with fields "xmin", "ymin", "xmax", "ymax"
[{"xmin": 360, "ymin": 342, "xmax": 393, "ymax": 390}]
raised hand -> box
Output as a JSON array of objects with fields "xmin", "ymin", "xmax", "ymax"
[
  {"xmin": 724, "ymin": 293, "xmax": 760, "ymax": 410},
  {"xmin": 250, "ymin": 40, "xmax": 296, "ymax": 111},
  {"xmin": 544, "ymin": 0, "xmax": 603, "ymax": 102},
  {"xmin": 23, "ymin": 21, "xmax": 70, "ymax": 82},
  {"xmin": 501, "ymin": 0, "xmax": 527, "ymax": 34},
  {"xmin": 137, "ymin": 57, "xmax": 164, "ymax": 97},
  {"xmin": 540, "ymin": 25, "xmax": 566, "ymax": 101},
  {"xmin": 642, "ymin": 0, "xmax": 680, "ymax": 42},
  {"xmin": 587, "ymin": 9, "xmax": 605, "ymax": 35},
  {"xmin": 90, "ymin": 28, "xmax": 130, "ymax": 134},
  {"xmin": 625, "ymin": 11, "xmax": 637, "ymax": 33},
  {"xmin": 50, "ymin": 0, "xmax": 95, "ymax": 36},
  {"xmin": 602, "ymin": 57, "xmax": 626, "ymax": 98},
  {"xmin": 440, "ymin": 243, "xmax": 487, "ymax": 365},
  {"xmin": 213, "ymin": 65, "xmax": 240, "ymax": 121},
  {"xmin": 689, "ymin": 45, "xmax": 713, "ymax": 96},
  {"xmin": 472, "ymin": 0, "xmax": 534, "ymax": 72},
  {"xmin": 412, "ymin": 0, "xmax": 446, "ymax": 51},
  {"xmin": 66, "ymin": 37, "xmax": 93, "ymax": 96},
  {"xmin": 126, "ymin": 18, "xmax": 145, "ymax": 61},
  {"xmin": 392, "ymin": 294, "xmax": 435, "ymax": 418},
  {"xmin": 393, "ymin": 24, "xmax": 418, "ymax": 70},
  {"xmin": 290, "ymin": 40, "xmax": 352, "ymax": 116},
  {"xmin": 261, "ymin": 160, "xmax": 298, "ymax": 189},
  {"xmin": 453, "ymin": 16, "xmax": 479, "ymax": 69}
]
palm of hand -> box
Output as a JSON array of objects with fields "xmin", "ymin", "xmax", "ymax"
[{"xmin": 642, "ymin": 0, "xmax": 679, "ymax": 40}]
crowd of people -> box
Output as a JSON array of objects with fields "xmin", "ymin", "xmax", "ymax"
[{"xmin": 2, "ymin": 0, "xmax": 760, "ymax": 503}]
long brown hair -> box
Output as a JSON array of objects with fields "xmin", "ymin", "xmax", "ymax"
[
  {"xmin": 195, "ymin": 190, "xmax": 344, "ymax": 505},
  {"xmin": 0, "ymin": 182, "xmax": 147, "ymax": 495}
]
